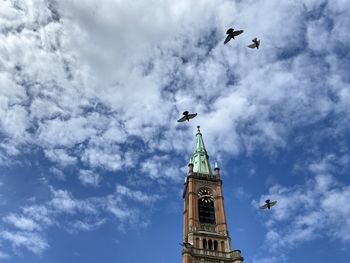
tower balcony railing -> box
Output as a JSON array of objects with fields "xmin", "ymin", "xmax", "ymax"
[
  {"xmin": 198, "ymin": 224, "xmax": 216, "ymax": 232},
  {"xmin": 190, "ymin": 224, "xmax": 227, "ymax": 234},
  {"xmin": 191, "ymin": 172, "xmax": 219, "ymax": 181},
  {"xmin": 191, "ymin": 248, "xmax": 242, "ymax": 259}
]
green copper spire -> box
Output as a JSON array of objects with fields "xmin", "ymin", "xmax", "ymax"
[{"xmin": 192, "ymin": 126, "xmax": 212, "ymax": 175}]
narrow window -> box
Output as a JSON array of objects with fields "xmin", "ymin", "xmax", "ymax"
[
  {"xmin": 203, "ymin": 239, "xmax": 207, "ymax": 249},
  {"xmin": 214, "ymin": 240, "xmax": 218, "ymax": 251},
  {"xmin": 195, "ymin": 238, "xmax": 200, "ymax": 248},
  {"xmin": 198, "ymin": 189, "xmax": 216, "ymax": 224},
  {"xmin": 208, "ymin": 239, "xmax": 212, "ymax": 250}
]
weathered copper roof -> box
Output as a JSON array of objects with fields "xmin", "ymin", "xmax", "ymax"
[{"xmin": 192, "ymin": 126, "xmax": 212, "ymax": 175}]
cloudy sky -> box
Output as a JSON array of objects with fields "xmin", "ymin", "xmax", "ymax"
[{"xmin": 0, "ymin": 0, "xmax": 350, "ymax": 262}]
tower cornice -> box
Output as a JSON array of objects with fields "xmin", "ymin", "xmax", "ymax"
[{"xmin": 182, "ymin": 127, "xmax": 243, "ymax": 263}]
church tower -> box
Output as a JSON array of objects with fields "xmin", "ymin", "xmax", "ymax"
[{"xmin": 182, "ymin": 126, "xmax": 244, "ymax": 263}]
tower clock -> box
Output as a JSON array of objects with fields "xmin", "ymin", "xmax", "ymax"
[{"xmin": 182, "ymin": 126, "xmax": 243, "ymax": 263}]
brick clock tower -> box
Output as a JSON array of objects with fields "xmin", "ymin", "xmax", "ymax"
[{"xmin": 182, "ymin": 126, "xmax": 244, "ymax": 263}]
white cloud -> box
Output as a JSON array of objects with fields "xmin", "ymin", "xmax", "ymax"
[
  {"xmin": 0, "ymin": 104, "xmax": 28, "ymax": 139},
  {"xmin": 1, "ymin": 185, "xmax": 159, "ymax": 256},
  {"xmin": 38, "ymin": 116, "xmax": 98, "ymax": 148},
  {"xmin": 78, "ymin": 169, "xmax": 100, "ymax": 187},
  {"xmin": 49, "ymin": 188, "xmax": 99, "ymax": 215},
  {"xmin": 105, "ymin": 195, "xmax": 135, "ymax": 222},
  {"xmin": 81, "ymin": 146, "xmax": 123, "ymax": 171},
  {"xmin": 1, "ymin": 0, "xmax": 350, "ymax": 259},
  {"xmin": 44, "ymin": 149, "xmax": 77, "ymax": 167},
  {"xmin": 3, "ymin": 213, "xmax": 42, "ymax": 232},
  {"xmin": 256, "ymin": 174, "xmax": 350, "ymax": 255},
  {"xmin": 49, "ymin": 167, "xmax": 65, "ymax": 180},
  {"xmin": 49, "ymin": 189, "xmax": 78, "ymax": 214},
  {"xmin": 22, "ymin": 205, "xmax": 53, "ymax": 226},
  {"xmin": 308, "ymin": 154, "xmax": 350, "ymax": 175},
  {"xmin": 0, "ymin": 231, "xmax": 48, "ymax": 255},
  {"xmin": 0, "ymin": 0, "xmax": 349, "ymax": 177},
  {"xmin": 116, "ymin": 184, "xmax": 160, "ymax": 203},
  {"xmin": 141, "ymin": 155, "xmax": 183, "ymax": 182},
  {"xmin": 69, "ymin": 218, "xmax": 106, "ymax": 232}
]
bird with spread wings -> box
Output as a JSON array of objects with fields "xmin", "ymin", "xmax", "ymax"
[
  {"xmin": 177, "ymin": 111, "xmax": 197, "ymax": 122},
  {"xmin": 224, "ymin": 28, "xmax": 244, "ymax": 44},
  {"xmin": 260, "ymin": 199, "xmax": 277, "ymax": 209},
  {"xmin": 248, "ymin": 37, "xmax": 260, "ymax": 49}
]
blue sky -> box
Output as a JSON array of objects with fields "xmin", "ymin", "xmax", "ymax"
[{"xmin": 0, "ymin": 0, "xmax": 350, "ymax": 262}]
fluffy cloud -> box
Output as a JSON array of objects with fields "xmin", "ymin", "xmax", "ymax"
[
  {"xmin": 0, "ymin": 231, "xmax": 49, "ymax": 255},
  {"xmin": 3, "ymin": 213, "xmax": 42, "ymax": 232},
  {"xmin": 141, "ymin": 154, "xmax": 183, "ymax": 182},
  {"xmin": 78, "ymin": 169, "xmax": 100, "ymax": 187},
  {"xmin": 0, "ymin": 185, "xmax": 160, "ymax": 255},
  {"xmin": 22, "ymin": 205, "xmax": 53, "ymax": 226},
  {"xmin": 1, "ymin": 0, "xmax": 347, "ymax": 201},
  {"xmin": 116, "ymin": 184, "xmax": 161, "ymax": 203},
  {"xmin": 255, "ymin": 173, "xmax": 350, "ymax": 260},
  {"xmin": 0, "ymin": 0, "xmax": 349, "ymax": 176},
  {"xmin": 1, "ymin": 0, "xmax": 350, "ymax": 260},
  {"xmin": 69, "ymin": 218, "xmax": 106, "ymax": 232},
  {"xmin": 44, "ymin": 148, "xmax": 77, "ymax": 167}
]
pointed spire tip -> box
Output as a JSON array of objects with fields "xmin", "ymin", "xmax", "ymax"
[{"xmin": 191, "ymin": 125, "xmax": 212, "ymax": 175}]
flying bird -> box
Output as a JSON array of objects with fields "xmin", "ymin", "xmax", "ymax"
[
  {"xmin": 260, "ymin": 199, "xmax": 277, "ymax": 209},
  {"xmin": 177, "ymin": 111, "xmax": 197, "ymax": 122},
  {"xmin": 224, "ymin": 28, "xmax": 244, "ymax": 44},
  {"xmin": 248, "ymin": 38, "xmax": 260, "ymax": 49}
]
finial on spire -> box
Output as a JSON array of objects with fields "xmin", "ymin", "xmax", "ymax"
[
  {"xmin": 214, "ymin": 161, "xmax": 219, "ymax": 169},
  {"xmin": 197, "ymin": 125, "xmax": 200, "ymax": 133}
]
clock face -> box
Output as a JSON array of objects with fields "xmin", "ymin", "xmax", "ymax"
[{"xmin": 198, "ymin": 189, "xmax": 214, "ymax": 203}]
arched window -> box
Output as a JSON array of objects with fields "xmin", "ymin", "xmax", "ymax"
[
  {"xmin": 195, "ymin": 238, "xmax": 200, "ymax": 248},
  {"xmin": 198, "ymin": 188, "xmax": 216, "ymax": 224},
  {"xmin": 203, "ymin": 239, "xmax": 207, "ymax": 249},
  {"xmin": 214, "ymin": 240, "xmax": 218, "ymax": 251},
  {"xmin": 208, "ymin": 239, "xmax": 213, "ymax": 250}
]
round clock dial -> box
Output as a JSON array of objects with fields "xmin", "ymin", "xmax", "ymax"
[{"xmin": 198, "ymin": 189, "xmax": 214, "ymax": 203}]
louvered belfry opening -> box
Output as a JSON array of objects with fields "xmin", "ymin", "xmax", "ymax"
[
  {"xmin": 182, "ymin": 127, "xmax": 244, "ymax": 263},
  {"xmin": 198, "ymin": 197, "xmax": 216, "ymax": 224}
]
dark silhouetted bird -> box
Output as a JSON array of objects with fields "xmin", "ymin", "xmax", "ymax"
[
  {"xmin": 260, "ymin": 199, "xmax": 277, "ymax": 209},
  {"xmin": 248, "ymin": 38, "xmax": 260, "ymax": 49},
  {"xmin": 177, "ymin": 111, "xmax": 197, "ymax": 122},
  {"xmin": 224, "ymin": 28, "xmax": 244, "ymax": 44}
]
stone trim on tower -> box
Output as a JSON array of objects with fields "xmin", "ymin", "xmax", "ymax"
[{"xmin": 182, "ymin": 127, "xmax": 244, "ymax": 263}]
